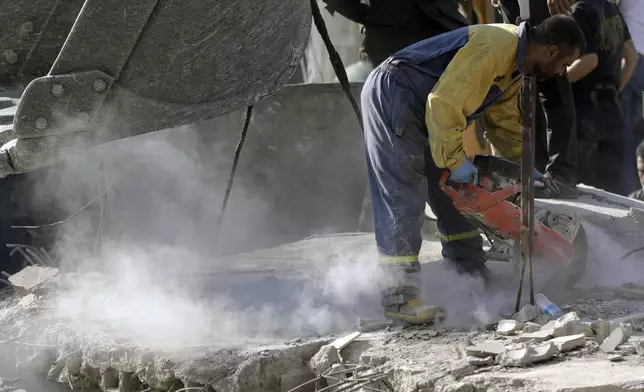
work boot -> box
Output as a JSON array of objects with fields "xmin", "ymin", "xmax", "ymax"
[
  {"xmin": 535, "ymin": 173, "xmax": 579, "ymax": 199},
  {"xmin": 443, "ymin": 258, "xmax": 507, "ymax": 288},
  {"xmin": 381, "ymin": 286, "xmax": 446, "ymax": 325}
]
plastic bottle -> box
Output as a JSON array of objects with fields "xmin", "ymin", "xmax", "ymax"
[{"xmin": 535, "ymin": 293, "xmax": 564, "ymax": 318}]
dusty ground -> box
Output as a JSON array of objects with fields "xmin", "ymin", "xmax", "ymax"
[{"xmin": 2, "ymin": 228, "xmax": 644, "ymax": 392}]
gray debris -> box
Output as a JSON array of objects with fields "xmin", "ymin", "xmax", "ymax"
[
  {"xmin": 514, "ymin": 330, "xmax": 552, "ymax": 343},
  {"xmin": 466, "ymin": 356, "xmax": 494, "ymax": 367},
  {"xmin": 617, "ymin": 344, "xmax": 637, "ymax": 355},
  {"xmin": 497, "ymin": 319, "xmax": 523, "ymax": 335},
  {"xmin": 513, "ymin": 305, "xmax": 541, "ymax": 323},
  {"xmin": 465, "ymin": 341, "xmax": 506, "ymax": 358},
  {"xmin": 599, "ymin": 327, "xmax": 625, "ymax": 353},
  {"xmin": 552, "ymin": 312, "xmax": 583, "ymax": 338},
  {"xmin": 614, "ymin": 283, "xmax": 644, "ymax": 300},
  {"xmin": 533, "ymin": 314, "xmax": 551, "ymax": 326},
  {"xmin": 608, "ymin": 354, "xmax": 625, "ymax": 362},
  {"xmin": 451, "ymin": 359, "xmax": 475, "ymax": 378},
  {"xmin": 595, "ymin": 319, "xmax": 612, "ymax": 344},
  {"xmin": 635, "ymin": 340, "xmax": 644, "ymax": 356},
  {"xmin": 522, "ymin": 322, "xmax": 541, "ymax": 333},
  {"xmin": 611, "ymin": 312, "xmax": 644, "ymax": 326},
  {"xmin": 309, "ymin": 344, "xmax": 340, "ymax": 376},
  {"xmin": 550, "ymin": 334, "xmax": 585, "ymax": 353},
  {"xmin": 497, "ymin": 342, "xmax": 558, "ymax": 367},
  {"xmin": 540, "ymin": 320, "xmax": 557, "ymax": 333}
]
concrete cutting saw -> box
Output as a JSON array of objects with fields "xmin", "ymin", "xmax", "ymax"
[{"xmin": 439, "ymin": 155, "xmax": 588, "ymax": 289}]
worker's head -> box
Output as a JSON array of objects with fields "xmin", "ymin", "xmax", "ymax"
[
  {"xmin": 636, "ymin": 140, "xmax": 644, "ymax": 189},
  {"xmin": 526, "ymin": 15, "xmax": 585, "ymax": 80}
]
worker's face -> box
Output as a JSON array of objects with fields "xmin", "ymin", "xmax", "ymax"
[
  {"xmin": 638, "ymin": 156, "xmax": 644, "ymax": 189},
  {"xmin": 533, "ymin": 45, "xmax": 580, "ymax": 81}
]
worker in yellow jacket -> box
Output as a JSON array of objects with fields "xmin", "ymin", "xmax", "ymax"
[{"xmin": 362, "ymin": 15, "xmax": 584, "ymax": 325}]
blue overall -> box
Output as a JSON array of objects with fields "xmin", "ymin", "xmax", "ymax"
[{"xmin": 363, "ymin": 61, "xmax": 483, "ymax": 277}]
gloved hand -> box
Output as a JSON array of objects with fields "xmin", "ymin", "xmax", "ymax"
[
  {"xmin": 534, "ymin": 168, "xmax": 544, "ymax": 182},
  {"xmin": 449, "ymin": 158, "xmax": 478, "ymax": 184}
]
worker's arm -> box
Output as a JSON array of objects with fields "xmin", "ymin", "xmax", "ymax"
[
  {"xmin": 621, "ymin": 40, "xmax": 639, "ymax": 91},
  {"xmin": 481, "ymin": 79, "xmax": 523, "ymax": 162},
  {"xmin": 567, "ymin": 3, "xmax": 599, "ymax": 82},
  {"xmin": 619, "ymin": 11, "xmax": 638, "ymax": 91},
  {"xmin": 567, "ymin": 54, "xmax": 599, "ymax": 82},
  {"xmin": 426, "ymin": 42, "xmax": 511, "ymax": 170}
]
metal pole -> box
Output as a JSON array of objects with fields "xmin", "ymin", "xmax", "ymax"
[{"xmin": 515, "ymin": 75, "xmax": 537, "ymax": 312}]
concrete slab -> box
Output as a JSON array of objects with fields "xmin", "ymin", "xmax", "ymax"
[{"xmin": 472, "ymin": 359, "xmax": 644, "ymax": 391}]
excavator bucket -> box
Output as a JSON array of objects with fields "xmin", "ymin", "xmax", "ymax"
[{"xmin": 0, "ymin": 0, "xmax": 312, "ymax": 176}]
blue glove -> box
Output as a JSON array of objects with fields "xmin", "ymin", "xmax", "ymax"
[
  {"xmin": 534, "ymin": 169, "xmax": 544, "ymax": 181},
  {"xmin": 449, "ymin": 158, "xmax": 478, "ymax": 184}
]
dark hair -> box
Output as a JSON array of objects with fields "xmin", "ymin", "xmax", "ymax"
[
  {"xmin": 531, "ymin": 15, "xmax": 586, "ymax": 56},
  {"xmin": 637, "ymin": 139, "xmax": 644, "ymax": 158}
]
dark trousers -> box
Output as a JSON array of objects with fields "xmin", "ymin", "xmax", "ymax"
[
  {"xmin": 620, "ymin": 53, "xmax": 644, "ymax": 194},
  {"xmin": 361, "ymin": 63, "xmax": 485, "ymax": 280},
  {"xmin": 534, "ymin": 74, "xmax": 579, "ymax": 182},
  {"xmin": 576, "ymin": 96, "xmax": 625, "ymax": 195}
]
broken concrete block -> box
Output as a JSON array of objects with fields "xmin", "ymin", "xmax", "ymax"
[
  {"xmin": 497, "ymin": 319, "xmax": 523, "ymax": 335},
  {"xmin": 17, "ymin": 293, "xmax": 36, "ymax": 307},
  {"xmin": 617, "ymin": 344, "xmax": 637, "ymax": 355},
  {"xmin": 552, "ymin": 312, "xmax": 583, "ymax": 338},
  {"xmin": 611, "ymin": 313, "xmax": 644, "ymax": 328},
  {"xmin": 309, "ymin": 345, "xmax": 340, "ymax": 376},
  {"xmin": 595, "ymin": 319, "xmax": 612, "ymax": 344},
  {"xmin": 497, "ymin": 342, "xmax": 558, "ymax": 367},
  {"xmin": 620, "ymin": 322, "xmax": 633, "ymax": 344},
  {"xmin": 580, "ymin": 322, "xmax": 594, "ymax": 338},
  {"xmin": 443, "ymin": 382, "xmax": 475, "ymax": 392},
  {"xmin": 8, "ymin": 266, "xmax": 59, "ymax": 293},
  {"xmin": 583, "ymin": 340, "xmax": 600, "ymax": 355},
  {"xmin": 608, "ymin": 354, "xmax": 625, "ymax": 362},
  {"xmin": 451, "ymin": 359, "xmax": 475, "ymax": 378},
  {"xmin": 551, "ymin": 334, "xmax": 585, "ymax": 353},
  {"xmin": 514, "ymin": 330, "xmax": 552, "ymax": 343},
  {"xmin": 466, "ymin": 356, "xmax": 494, "ymax": 367},
  {"xmin": 540, "ymin": 320, "xmax": 557, "ymax": 333},
  {"xmin": 599, "ymin": 327, "xmax": 625, "ymax": 353},
  {"xmin": 513, "ymin": 305, "xmax": 541, "ymax": 323},
  {"xmin": 465, "ymin": 341, "xmax": 506, "ymax": 358},
  {"xmin": 331, "ymin": 331, "xmax": 361, "ymax": 351},
  {"xmin": 635, "ymin": 341, "xmax": 644, "ymax": 356},
  {"xmin": 522, "ymin": 322, "xmax": 541, "ymax": 334},
  {"xmin": 533, "ymin": 314, "xmax": 551, "ymax": 326}
]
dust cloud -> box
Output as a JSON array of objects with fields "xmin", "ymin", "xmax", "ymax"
[{"xmin": 21, "ymin": 116, "xmax": 389, "ymax": 349}]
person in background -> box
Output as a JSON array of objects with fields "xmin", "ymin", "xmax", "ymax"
[
  {"xmin": 320, "ymin": 0, "xmax": 469, "ymax": 69},
  {"xmin": 628, "ymin": 140, "xmax": 644, "ymax": 201},
  {"xmin": 617, "ymin": 0, "xmax": 644, "ymax": 194},
  {"xmin": 568, "ymin": 0, "xmax": 637, "ymax": 195},
  {"xmin": 497, "ymin": 0, "xmax": 580, "ymax": 199}
]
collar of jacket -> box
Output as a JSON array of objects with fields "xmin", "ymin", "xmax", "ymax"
[{"xmin": 516, "ymin": 20, "xmax": 530, "ymax": 74}]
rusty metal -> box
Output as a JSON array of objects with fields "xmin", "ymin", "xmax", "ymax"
[{"xmin": 515, "ymin": 75, "xmax": 537, "ymax": 313}]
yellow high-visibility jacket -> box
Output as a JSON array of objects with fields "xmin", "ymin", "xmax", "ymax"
[{"xmin": 388, "ymin": 22, "xmax": 528, "ymax": 170}]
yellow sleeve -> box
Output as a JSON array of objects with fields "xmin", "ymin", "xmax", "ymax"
[
  {"xmin": 481, "ymin": 79, "xmax": 523, "ymax": 162},
  {"xmin": 426, "ymin": 45, "xmax": 508, "ymax": 170}
]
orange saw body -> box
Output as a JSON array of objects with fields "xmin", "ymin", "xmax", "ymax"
[{"xmin": 439, "ymin": 155, "xmax": 582, "ymax": 267}]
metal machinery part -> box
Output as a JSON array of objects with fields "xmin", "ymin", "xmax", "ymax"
[{"xmin": 0, "ymin": 0, "xmax": 312, "ymax": 176}]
